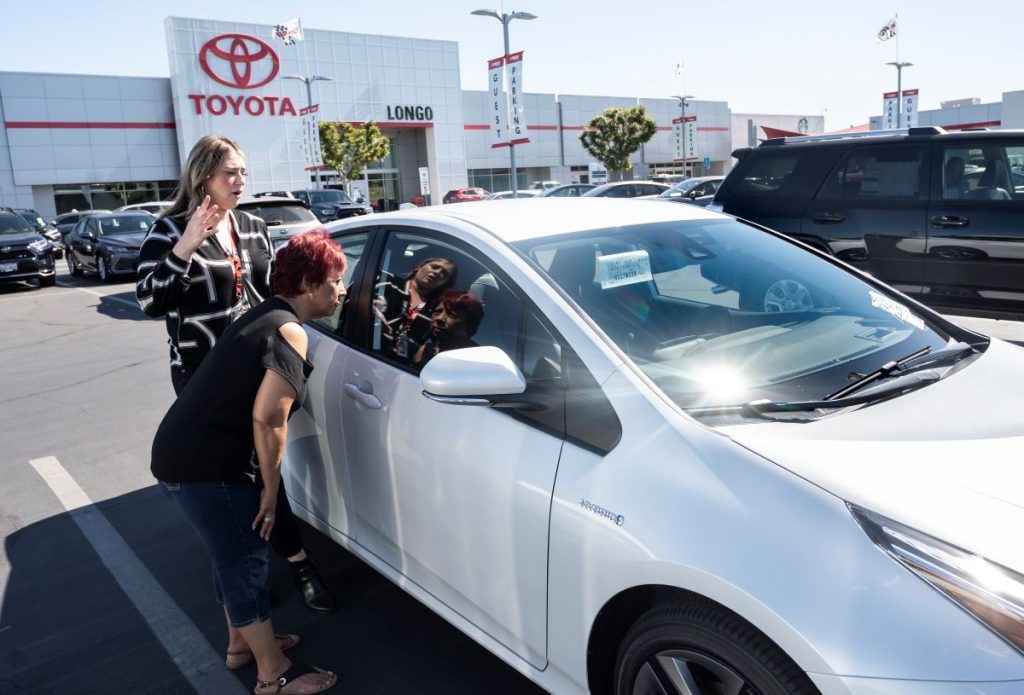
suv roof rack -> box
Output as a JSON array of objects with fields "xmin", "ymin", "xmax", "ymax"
[{"xmin": 761, "ymin": 126, "xmax": 947, "ymax": 147}]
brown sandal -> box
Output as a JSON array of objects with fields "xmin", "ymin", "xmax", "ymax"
[
  {"xmin": 254, "ymin": 663, "xmax": 337, "ymax": 694},
  {"xmin": 225, "ymin": 633, "xmax": 301, "ymax": 670}
]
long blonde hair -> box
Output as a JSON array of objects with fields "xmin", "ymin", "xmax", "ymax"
[{"xmin": 161, "ymin": 135, "xmax": 244, "ymax": 222}]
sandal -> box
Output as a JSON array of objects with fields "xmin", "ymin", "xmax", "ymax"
[
  {"xmin": 254, "ymin": 663, "xmax": 337, "ymax": 694},
  {"xmin": 225, "ymin": 633, "xmax": 301, "ymax": 670}
]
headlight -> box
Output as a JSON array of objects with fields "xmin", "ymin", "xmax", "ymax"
[
  {"xmin": 28, "ymin": 240, "xmax": 51, "ymax": 254},
  {"xmin": 851, "ymin": 505, "xmax": 1024, "ymax": 653}
]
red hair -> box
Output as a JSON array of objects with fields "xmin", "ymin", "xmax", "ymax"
[
  {"xmin": 435, "ymin": 289, "xmax": 485, "ymax": 336},
  {"xmin": 271, "ymin": 229, "xmax": 348, "ymax": 297}
]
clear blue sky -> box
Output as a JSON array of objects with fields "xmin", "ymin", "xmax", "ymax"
[{"xmin": 4, "ymin": 0, "xmax": 1022, "ymax": 131}]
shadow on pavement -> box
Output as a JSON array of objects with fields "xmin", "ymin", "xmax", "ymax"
[
  {"xmin": 95, "ymin": 292, "xmax": 150, "ymax": 322},
  {"xmin": 0, "ymin": 486, "xmax": 543, "ymax": 694}
]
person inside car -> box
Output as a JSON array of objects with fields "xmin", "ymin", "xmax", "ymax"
[
  {"xmin": 413, "ymin": 289, "xmax": 485, "ymax": 367},
  {"xmin": 943, "ymin": 156, "xmax": 966, "ymax": 199}
]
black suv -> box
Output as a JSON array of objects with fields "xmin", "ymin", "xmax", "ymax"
[
  {"xmin": 13, "ymin": 208, "xmax": 64, "ymax": 258},
  {"xmin": 713, "ymin": 127, "xmax": 1024, "ymax": 318},
  {"xmin": 0, "ymin": 208, "xmax": 56, "ymax": 288},
  {"xmin": 290, "ymin": 189, "xmax": 372, "ymax": 222}
]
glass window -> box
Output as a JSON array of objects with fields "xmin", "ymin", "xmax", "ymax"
[
  {"xmin": 940, "ymin": 143, "xmax": 1022, "ymax": 202},
  {"xmin": 732, "ymin": 153, "xmax": 798, "ymax": 193},
  {"xmin": 310, "ymin": 232, "xmax": 371, "ymax": 335},
  {"xmin": 517, "ymin": 219, "xmax": 953, "ymax": 412},
  {"xmin": 820, "ymin": 146, "xmax": 926, "ymax": 200},
  {"xmin": 97, "ymin": 215, "xmax": 152, "ymax": 235},
  {"xmin": 241, "ymin": 203, "xmax": 318, "ymax": 225},
  {"xmin": 369, "ymin": 231, "xmax": 520, "ymax": 370}
]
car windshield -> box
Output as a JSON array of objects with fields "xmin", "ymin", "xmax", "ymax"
[
  {"xmin": 98, "ymin": 215, "xmax": 152, "ymax": 235},
  {"xmin": 660, "ymin": 179, "xmax": 702, "ymax": 197},
  {"xmin": 307, "ymin": 190, "xmax": 353, "ymax": 205},
  {"xmin": 241, "ymin": 203, "xmax": 318, "ymax": 225},
  {"xmin": 0, "ymin": 213, "xmax": 32, "ymax": 235},
  {"xmin": 517, "ymin": 219, "xmax": 955, "ymax": 413}
]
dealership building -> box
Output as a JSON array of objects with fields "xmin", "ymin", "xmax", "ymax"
[{"xmin": 1, "ymin": 16, "xmax": 820, "ymax": 218}]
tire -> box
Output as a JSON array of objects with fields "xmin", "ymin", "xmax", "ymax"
[
  {"xmin": 97, "ymin": 255, "xmax": 111, "ymax": 283},
  {"xmin": 614, "ymin": 600, "xmax": 819, "ymax": 695},
  {"xmin": 67, "ymin": 251, "xmax": 83, "ymax": 277},
  {"xmin": 740, "ymin": 277, "xmax": 814, "ymax": 313},
  {"xmin": 38, "ymin": 274, "xmax": 56, "ymax": 287}
]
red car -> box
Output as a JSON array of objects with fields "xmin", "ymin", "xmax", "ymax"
[{"xmin": 442, "ymin": 187, "xmax": 489, "ymax": 204}]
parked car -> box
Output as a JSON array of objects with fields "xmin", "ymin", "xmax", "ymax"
[
  {"xmin": 711, "ymin": 126, "xmax": 1024, "ymax": 318},
  {"xmin": 64, "ymin": 212, "xmax": 152, "ymax": 282},
  {"xmin": 115, "ymin": 201, "xmax": 173, "ymax": 216},
  {"xmin": 485, "ymin": 190, "xmax": 540, "ymax": 200},
  {"xmin": 290, "ymin": 188, "xmax": 373, "ymax": 222},
  {"xmin": 656, "ymin": 176, "xmax": 724, "ymax": 207},
  {"xmin": 442, "ymin": 187, "xmax": 489, "ymax": 204},
  {"xmin": 651, "ymin": 173, "xmax": 688, "ymax": 186},
  {"xmin": 284, "ymin": 198, "xmax": 1024, "ymax": 694},
  {"xmin": 537, "ymin": 183, "xmax": 597, "ymax": 198},
  {"xmin": 52, "ymin": 210, "xmax": 109, "ymax": 239},
  {"xmin": 236, "ymin": 196, "xmax": 320, "ymax": 250},
  {"xmin": 0, "ymin": 207, "xmax": 56, "ymax": 288},
  {"xmin": 12, "ymin": 208, "xmax": 64, "ymax": 258},
  {"xmin": 529, "ymin": 180, "xmax": 560, "ymax": 190},
  {"xmin": 582, "ymin": 180, "xmax": 670, "ymax": 198}
]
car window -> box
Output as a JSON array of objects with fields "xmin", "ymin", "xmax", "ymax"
[
  {"xmin": 0, "ymin": 212, "xmax": 32, "ymax": 234},
  {"xmin": 939, "ymin": 143, "xmax": 1023, "ymax": 202},
  {"xmin": 819, "ymin": 145, "xmax": 927, "ymax": 200},
  {"xmin": 605, "ymin": 185, "xmax": 633, "ymax": 198},
  {"xmin": 369, "ymin": 231, "xmax": 520, "ymax": 370},
  {"xmin": 240, "ymin": 203, "xmax": 318, "ymax": 225},
  {"xmin": 309, "ymin": 231, "xmax": 372, "ymax": 336},
  {"xmin": 732, "ymin": 153, "xmax": 799, "ymax": 193}
]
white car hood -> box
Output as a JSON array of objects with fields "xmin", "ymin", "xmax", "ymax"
[{"xmin": 720, "ymin": 339, "xmax": 1024, "ymax": 572}]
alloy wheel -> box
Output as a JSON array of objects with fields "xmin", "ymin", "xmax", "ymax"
[
  {"xmin": 98, "ymin": 256, "xmax": 108, "ymax": 281},
  {"xmin": 631, "ymin": 648, "xmax": 756, "ymax": 695},
  {"xmin": 762, "ymin": 279, "xmax": 813, "ymax": 313}
]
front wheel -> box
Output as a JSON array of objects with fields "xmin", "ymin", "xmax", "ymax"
[
  {"xmin": 97, "ymin": 255, "xmax": 111, "ymax": 283},
  {"xmin": 615, "ymin": 600, "xmax": 819, "ymax": 695},
  {"xmin": 67, "ymin": 251, "xmax": 82, "ymax": 277}
]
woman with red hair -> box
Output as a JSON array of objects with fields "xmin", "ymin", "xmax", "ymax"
[
  {"xmin": 413, "ymin": 289, "xmax": 486, "ymax": 366},
  {"xmin": 151, "ymin": 230, "xmax": 346, "ymax": 695}
]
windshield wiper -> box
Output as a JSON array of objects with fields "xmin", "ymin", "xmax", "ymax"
[
  {"xmin": 825, "ymin": 341, "xmax": 976, "ymax": 401},
  {"xmin": 743, "ymin": 370, "xmax": 942, "ymax": 415}
]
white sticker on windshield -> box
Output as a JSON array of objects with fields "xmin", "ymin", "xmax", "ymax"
[
  {"xmin": 869, "ymin": 290, "xmax": 925, "ymax": 331},
  {"xmin": 597, "ymin": 250, "xmax": 653, "ymax": 289}
]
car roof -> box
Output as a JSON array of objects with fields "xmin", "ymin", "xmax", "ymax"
[
  {"xmin": 342, "ymin": 198, "xmax": 723, "ymax": 243},
  {"xmin": 756, "ymin": 127, "xmax": 1024, "ymax": 151}
]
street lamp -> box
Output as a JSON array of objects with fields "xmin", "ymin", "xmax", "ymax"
[
  {"xmin": 471, "ymin": 8, "xmax": 537, "ymax": 195},
  {"xmin": 673, "ymin": 95, "xmax": 694, "ymax": 178},
  {"xmin": 283, "ymin": 74, "xmax": 332, "ymax": 189},
  {"xmin": 885, "ymin": 61, "xmax": 912, "ymax": 128}
]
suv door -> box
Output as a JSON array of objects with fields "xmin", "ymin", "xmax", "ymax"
[
  {"xmin": 926, "ymin": 139, "xmax": 1024, "ymax": 315},
  {"xmin": 803, "ymin": 144, "xmax": 931, "ymax": 292}
]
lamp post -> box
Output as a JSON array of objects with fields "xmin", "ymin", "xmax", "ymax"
[
  {"xmin": 673, "ymin": 95, "xmax": 694, "ymax": 178},
  {"xmin": 885, "ymin": 61, "xmax": 912, "ymax": 128},
  {"xmin": 471, "ymin": 8, "xmax": 536, "ymax": 196},
  {"xmin": 283, "ymin": 74, "xmax": 332, "ymax": 189}
]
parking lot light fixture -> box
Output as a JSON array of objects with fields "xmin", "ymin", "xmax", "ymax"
[
  {"xmin": 283, "ymin": 75, "xmax": 333, "ymax": 189},
  {"xmin": 471, "ymin": 8, "xmax": 537, "ymax": 195},
  {"xmin": 885, "ymin": 61, "xmax": 913, "ymax": 128},
  {"xmin": 673, "ymin": 95, "xmax": 695, "ymax": 178}
]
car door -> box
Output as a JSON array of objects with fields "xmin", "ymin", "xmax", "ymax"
[
  {"xmin": 340, "ymin": 226, "xmax": 563, "ymax": 668},
  {"xmin": 925, "ymin": 139, "xmax": 1024, "ymax": 315},
  {"xmin": 68, "ymin": 219, "xmax": 94, "ymax": 270},
  {"xmin": 802, "ymin": 144, "xmax": 930, "ymax": 292},
  {"xmin": 282, "ymin": 228, "xmax": 375, "ymax": 541}
]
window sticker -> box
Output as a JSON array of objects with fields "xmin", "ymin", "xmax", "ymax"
[
  {"xmin": 869, "ymin": 290, "xmax": 925, "ymax": 330},
  {"xmin": 597, "ymin": 250, "xmax": 653, "ymax": 289}
]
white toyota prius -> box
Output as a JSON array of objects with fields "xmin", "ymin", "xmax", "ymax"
[{"xmin": 282, "ymin": 199, "xmax": 1024, "ymax": 695}]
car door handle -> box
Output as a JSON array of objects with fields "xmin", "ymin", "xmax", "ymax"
[
  {"xmin": 812, "ymin": 212, "xmax": 845, "ymax": 224},
  {"xmin": 344, "ymin": 383, "xmax": 382, "ymax": 409},
  {"xmin": 931, "ymin": 215, "xmax": 970, "ymax": 228}
]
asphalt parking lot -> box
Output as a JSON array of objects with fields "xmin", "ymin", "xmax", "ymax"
[
  {"xmin": 0, "ymin": 266, "xmax": 544, "ymax": 694},
  {"xmin": 2, "ymin": 266, "xmax": 1023, "ymax": 695}
]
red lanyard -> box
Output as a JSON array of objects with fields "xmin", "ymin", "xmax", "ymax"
[{"xmin": 224, "ymin": 221, "xmax": 243, "ymax": 299}]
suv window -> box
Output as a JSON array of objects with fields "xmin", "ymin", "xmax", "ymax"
[
  {"xmin": 0, "ymin": 212, "xmax": 32, "ymax": 234},
  {"xmin": 940, "ymin": 143, "xmax": 1024, "ymax": 202},
  {"xmin": 732, "ymin": 153, "xmax": 799, "ymax": 193},
  {"xmin": 819, "ymin": 145, "xmax": 927, "ymax": 200}
]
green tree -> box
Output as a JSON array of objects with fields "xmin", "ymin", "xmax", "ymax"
[
  {"xmin": 579, "ymin": 105, "xmax": 658, "ymax": 179},
  {"xmin": 318, "ymin": 120, "xmax": 390, "ymax": 187}
]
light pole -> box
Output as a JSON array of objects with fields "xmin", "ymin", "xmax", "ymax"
[
  {"xmin": 471, "ymin": 8, "xmax": 536, "ymax": 195},
  {"xmin": 885, "ymin": 61, "xmax": 912, "ymax": 128},
  {"xmin": 283, "ymin": 74, "xmax": 332, "ymax": 189},
  {"xmin": 673, "ymin": 95, "xmax": 694, "ymax": 178}
]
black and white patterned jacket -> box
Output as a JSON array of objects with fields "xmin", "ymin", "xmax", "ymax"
[{"xmin": 135, "ymin": 211, "xmax": 274, "ymax": 368}]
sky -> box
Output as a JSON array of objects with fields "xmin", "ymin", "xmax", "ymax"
[{"xmin": 3, "ymin": 0, "xmax": 1022, "ymax": 131}]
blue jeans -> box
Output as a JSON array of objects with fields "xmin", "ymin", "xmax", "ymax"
[{"xmin": 160, "ymin": 480, "xmax": 270, "ymax": 627}]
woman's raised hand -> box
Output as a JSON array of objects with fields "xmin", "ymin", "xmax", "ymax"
[{"xmin": 174, "ymin": 195, "xmax": 221, "ymax": 259}]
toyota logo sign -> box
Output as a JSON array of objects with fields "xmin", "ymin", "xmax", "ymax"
[{"xmin": 199, "ymin": 34, "xmax": 279, "ymax": 89}]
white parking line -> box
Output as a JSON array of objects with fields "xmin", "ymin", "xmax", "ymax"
[
  {"xmin": 57, "ymin": 283, "xmax": 140, "ymax": 310},
  {"xmin": 28, "ymin": 456, "xmax": 247, "ymax": 694}
]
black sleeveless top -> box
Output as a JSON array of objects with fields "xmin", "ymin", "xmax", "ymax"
[{"xmin": 151, "ymin": 297, "xmax": 313, "ymax": 483}]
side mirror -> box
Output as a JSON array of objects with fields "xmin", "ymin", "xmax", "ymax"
[{"xmin": 419, "ymin": 346, "xmax": 527, "ymax": 407}]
